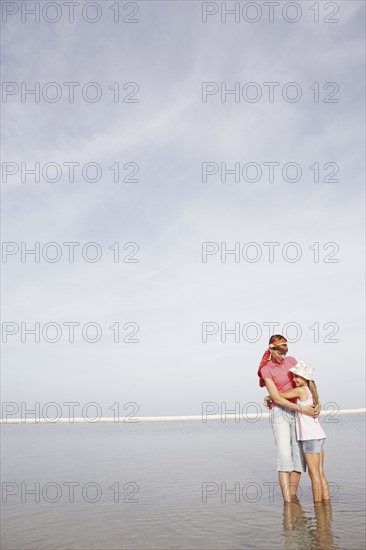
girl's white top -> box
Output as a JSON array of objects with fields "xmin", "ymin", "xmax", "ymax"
[{"xmin": 296, "ymin": 386, "xmax": 326, "ymax": 441}]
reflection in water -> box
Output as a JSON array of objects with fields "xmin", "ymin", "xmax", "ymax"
[
  {"xmin": 283, "ymin": 501, "xmax": 338, "ymax": 550},
  {"xmin": 313, "ymin": 501, "xmax": 339, "ymax": 550}
]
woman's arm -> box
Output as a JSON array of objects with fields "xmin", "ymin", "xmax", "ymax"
[
  {"xmin": 264, "ymin": 378, "xmax": 316, "ymax": 416},
  {"xmin": 279, "ymin": 388, "xmax": 307, "ymax": 401},
  {"xmin": 280, "ymin": 388, "xmax": 321, "ymax": 415}
]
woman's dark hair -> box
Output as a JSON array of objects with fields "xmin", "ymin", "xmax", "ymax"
[{"xmin": 269, "ymin": 334, "xmax": 286, "ymax": 344}]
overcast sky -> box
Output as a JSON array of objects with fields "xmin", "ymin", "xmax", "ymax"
[{"xmin": 1, "ymin": 0, "xmax": 365, "ymax": 418}]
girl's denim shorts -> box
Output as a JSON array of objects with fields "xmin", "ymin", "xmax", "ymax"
[{"xmin": 301, "ymin": 438, "xmax": 326, "ymax": 454}]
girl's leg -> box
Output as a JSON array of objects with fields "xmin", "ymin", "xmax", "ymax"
[
  {"xmin": 304, "ymin": 453, "xmax": 323, "ymax": 503},
  {"xmin": 319, "ymin": 450, "xmax": 330, "ymax": 500}
]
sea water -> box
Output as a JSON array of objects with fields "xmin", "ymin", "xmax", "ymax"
[{"xmin": 1, "ymin": 414, "xmax": 365, "ymax": 549}]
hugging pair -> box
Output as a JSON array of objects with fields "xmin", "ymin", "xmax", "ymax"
[{"xmin": 258, "ymin": 335, "xmax": 329, "ymax": 503}]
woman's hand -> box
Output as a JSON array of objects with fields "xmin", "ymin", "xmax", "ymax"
[
  {"xmin": 301, "ymin": 405, "xmax": 318, "ymax": 417},
  {"xmin": 263, "ymin": 395, "xmax": 273, "ymax": 409}
]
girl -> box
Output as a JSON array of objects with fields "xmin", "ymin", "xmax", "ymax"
[
  {"xmin": 271, "ymin": 361, "xmax": 330, "ymax": 503},
  {"xmin": 259, "ymin": 336, "xmax": 319, "ymax": 503}
]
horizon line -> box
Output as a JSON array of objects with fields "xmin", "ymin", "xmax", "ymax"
[{"xmin": 1, "ymin": 408, "xmax": 365, "ymax": 424}]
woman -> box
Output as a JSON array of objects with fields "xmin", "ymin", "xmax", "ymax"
[{"xmin": 258, "ymin": 335, "xmax": 319, "ymax": 503}]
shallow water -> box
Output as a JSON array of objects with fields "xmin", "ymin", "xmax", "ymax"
[{"xmin": 1, "ymin": 415, "xmax": 365, "ymax": 549}]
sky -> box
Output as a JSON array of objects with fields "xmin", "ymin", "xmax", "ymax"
[{"xmin": 1, "ymin": 0, "xmax": 365, "ymax": 419}]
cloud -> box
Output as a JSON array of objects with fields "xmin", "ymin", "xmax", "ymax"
[{"xmin": 2, "ymin": 0, "xmax": 365, "ymax": 414}]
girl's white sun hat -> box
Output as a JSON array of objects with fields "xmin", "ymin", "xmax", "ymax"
[{"xmin": 289, "ymin": 361, "xmax": 315, "ymax": 381}]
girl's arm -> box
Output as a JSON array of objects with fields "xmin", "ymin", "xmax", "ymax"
[{"xmin": 264, "ymin": 378, "xmax": 315, "ymax": 416}]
